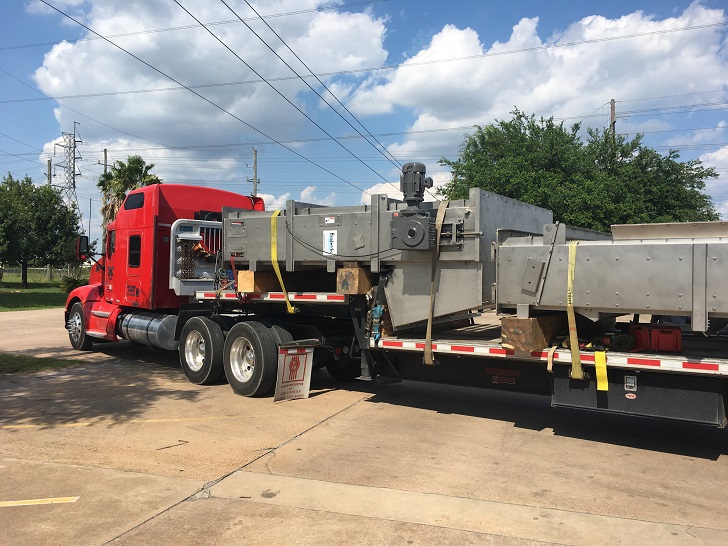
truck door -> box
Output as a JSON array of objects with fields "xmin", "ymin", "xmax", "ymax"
[
  {"xmin": 104, "ymin": 229, "xmax": 117, "ymax": 304},
  {"xmin": 125, "ymin": 231, "xmax": 143, "ymax": 305}
]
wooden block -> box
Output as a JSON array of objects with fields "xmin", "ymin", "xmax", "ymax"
[
  {"xmin": 336, "ymin": 266, "xmax": 374, "ymax": 295},
  {"xmin": 237, "ymin": 270, "xmax": 282, "ymax": 293},
  {"xmin": 501, "ymin": 314, "xmax": 567, "ymax": 352},
  {"xmin": 237, "ymin": 269, "xmax": 337, "ymax": 293}
]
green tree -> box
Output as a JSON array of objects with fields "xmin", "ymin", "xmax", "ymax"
[
  {"xmin": 98, "ymin": 155, "xmax": 161, "ymax": 229},
  {"xmin": 0, "ymin": 174, "xmax": 82, "ymax": 287},
  {"xmin": 439, "ymin": 109, "xmax": 718, "ymax": 231}
]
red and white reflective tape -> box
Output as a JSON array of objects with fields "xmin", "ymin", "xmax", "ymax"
[
  {"xmin": 378, "ymin": 339, "xmax": 512, "ymax": 357},
  {"xmin": 374, "ymin": 339, "xmax": 728, "ymax": 377},
  {"xmin": 278, "ymin": 348, "xmax": 310, "ymax": 355},
  {"xmin": 195, "ymin": 291, "xmax": 348, "ymax": 303}
]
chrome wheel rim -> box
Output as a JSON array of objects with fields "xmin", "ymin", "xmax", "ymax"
[
  {"xmin": 229, "ymin": 336, "xmax": 255, "ymax": 383},
  {"xmin": 69, "ymin": 312, "xmax": 83, "ymax": 342},
  {"xmin": 184, "ymin": 330, "xmax": 205, "ymax": 372}
]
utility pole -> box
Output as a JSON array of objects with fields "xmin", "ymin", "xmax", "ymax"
[
  {"xmin": 610, "ymin": 98, "xmax": 616, "ymax": 136},
  {"xmin": 98, "ymin": 148, "xmax": 108, "ymax": 174},
  {"xmin": 47, "ymin": 159, "xmax": 51, "ymax": 186},
  {"xmin": 246, "ymin": 147, "xmax": 259, "ymax": 196}
]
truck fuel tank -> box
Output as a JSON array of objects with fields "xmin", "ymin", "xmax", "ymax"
[{"xmin": 118, "ymin": 312, "xmax": 178, "ymax": 351}]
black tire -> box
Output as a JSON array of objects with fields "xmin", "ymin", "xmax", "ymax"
[
  {"xmin": 210, "ymin": 314, "xmax": 236, "ymax": 334},
  {"xmin": 67, "ymin": 302, "xmax": 93, "ymax": 351},
  {"xmin": 224, "ymin": 321, "xmax": 277, "ymax": 396},
  {"xmin": 179, "ymin": 317, "xmax": 225, "ymax": 385},
  {"xmin": 269, "ymin": 324, "xmax": 294, "ymax": 347},
  {"xmin": 325, "ymin": 355, "xmax": 361, "ymax": 382}
]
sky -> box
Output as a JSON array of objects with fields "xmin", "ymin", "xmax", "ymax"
[{"xmin": 1, "ymin": 0, "xmax": 727, "ymax": 242}]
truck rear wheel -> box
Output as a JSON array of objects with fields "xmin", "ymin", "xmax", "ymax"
[
  {"xmin": 224, "ymin": 321, "xmax": 277, "ymax": 397},
  {"xmin": 179, "ymin": 317, "xmax": 225, "ymax": 385},
  {"xmin": 67, "ymin": 302, "xmax": 93, "ymax": 350}
]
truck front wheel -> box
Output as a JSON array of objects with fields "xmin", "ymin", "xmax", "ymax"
[
  {"xmin": 179, "ymin": 317, "xmax": 225, "ymax": 385},
  {"xmin": 67, "ymin": 302, "xmax": 93, "ymax": 351},
  {"xmin": 224, "ymin": 321, "xmax": 277, "ymax": 396}
]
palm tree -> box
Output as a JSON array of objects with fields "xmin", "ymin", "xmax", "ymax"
[{"xmin": 98, "ymin": 155, "xmax": 162, "ymax": 229}]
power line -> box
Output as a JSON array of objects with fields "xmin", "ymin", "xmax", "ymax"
[
  {"xmin": 0, "ymin": 66, "xmax": 177, "ymax": 151},
  {"xmin": 3, "ymin": 22, "xmax": 725, "ymax": 106},
  {"xmin": 234, "ymin": 0, "xmax": 401, "ymax": 169},
  {"xmin": 171, "ymin": 0, "xmax": 389, "ymax": 185},
  {"xmin": 0, "ymin": 1, "xmax": 388, "ymax": 52},
  {"xmin": 38, "ymin": 0, "xmax": 374, "ymax": 195}
]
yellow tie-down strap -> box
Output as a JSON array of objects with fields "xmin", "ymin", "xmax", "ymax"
[
  {"xmin": 567, "ymin": 241, "xmax": 584, "ymax": 380},
  {"xmin": 595, "ymin": 350, "xmax": 608, "ymax": 391},
  {"xmin": 271, "ymin": 211, "xmax": 295, "ymax": 314}
]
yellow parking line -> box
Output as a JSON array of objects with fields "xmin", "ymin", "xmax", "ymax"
[
  {"xmin": 0, "ymin": 496, "xmax": 79, "ymax": 508},
  {"xmin": 0, "ymin": 415, "xmax": 239, "ymax": 430}
]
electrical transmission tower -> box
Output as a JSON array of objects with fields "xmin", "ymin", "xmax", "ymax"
[{"xmin": 54, "ymin": 121, "xmax": 82, "ymax": 208}]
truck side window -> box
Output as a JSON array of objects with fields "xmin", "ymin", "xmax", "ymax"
[
  {"xmin": 107, "ymin": 230, "xmax": 115, "ymax": 258},
  {"xmin": 129, "ymin": 235, "xmax": 141, "ymax": 268},
  {"xmin": 124, "ymin": 193, "xmax": 144, "ymax": 210}
]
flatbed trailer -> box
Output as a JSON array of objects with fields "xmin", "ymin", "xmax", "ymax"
[{"xmin": 193, "ymin": 288, "xmax": 728, "ymax": 426}]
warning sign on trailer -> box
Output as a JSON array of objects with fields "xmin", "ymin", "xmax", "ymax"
[{"xmin": 274, "ymin": 348, "xmax": 314, "ymax": 402}]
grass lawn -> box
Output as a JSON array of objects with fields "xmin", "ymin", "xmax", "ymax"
[
  {"xmin": 0, "ymin": 352, "xmax": 82, "ymax": 376},
  {"xmin": 0, "ymin": 280, "xmax": 68, "ymax": 311},
  {"xmin": 0, "ymin": 271, "xmax": 83, "ymax": 311}
]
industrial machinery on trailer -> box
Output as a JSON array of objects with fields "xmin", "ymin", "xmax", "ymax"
[{"xmin": 67, "ymin": 163, "xmax": 728, "ymax": 427}]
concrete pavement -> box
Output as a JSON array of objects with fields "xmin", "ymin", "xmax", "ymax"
[{"xmin": 1, "ymin": 308, "xmax": 727, "ymax": 544}]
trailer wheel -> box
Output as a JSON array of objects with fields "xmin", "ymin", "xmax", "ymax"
[
  {"xmin": 325, "ymin": 356, "xmax": 361, "ymax": 382},
  {"xmin": 269, "ymin": 324, "xmax": 294, "ymax": 347},
  {"xmin": 179, "ymin": 317, "xmax": 225, "ymax": 385},
  {"xmin": 224, "ymin": 321, "xmax": 277, "ymax": 397},
  {"xmin": 67, "ymin": 302, "xmax": 93, "ymax": 351},
  {"xmin": 210, "ymin": 315, "xmax": 236, "ymax": 334}
]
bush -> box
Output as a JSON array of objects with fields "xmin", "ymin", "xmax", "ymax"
[{"xmin": 59, "ymin": 275, "xmax": 87, "ymax": 293}]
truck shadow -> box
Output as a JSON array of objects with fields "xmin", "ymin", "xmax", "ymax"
[
  {"xmin": 365, "ymin": 380, "xmax": 728, "ymax": 460},
  {"xmin": 0, "ymin": 344, "xmax": 201, "ymax": 430}
]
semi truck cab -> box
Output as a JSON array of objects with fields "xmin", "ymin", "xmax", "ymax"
[{"xmin": 66, "ymin": 184, "xmax": 262, "ymax": 350}]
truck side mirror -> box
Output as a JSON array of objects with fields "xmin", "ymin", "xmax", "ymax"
[{"xmin": 77, "ymin": 235, "xmax": 89, "ymax": 260}]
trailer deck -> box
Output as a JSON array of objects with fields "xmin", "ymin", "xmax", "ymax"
[{"xmin": 196, "ymin": 291, "xmax": 728, "ymax": 378}]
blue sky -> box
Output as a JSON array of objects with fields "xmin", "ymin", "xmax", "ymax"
[{"xmin": 1, "ymin": 0, "xmax": 727, "ymax": 239}]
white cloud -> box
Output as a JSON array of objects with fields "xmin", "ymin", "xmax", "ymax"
[
  {"xmin": 258, "ymin": 185, "xmax": 335, "ymax": 210},
  {"xmin": 28, "ymin": 1, "xmax": 728, "ymax": 218},
  {"xmin": 31, "ymin": 0, "xmax": 388, "ymax": 213},
  {"xmin": 258, "ymin": 191, "xmax": 290, "ymax": 210},
  {"xmin": 300, "ymin": 185, "xmax": 336, "ymax": 206},
  {"xmin": 700, "ymin": 145, "xmax": 728, "ymax": 219},
  {"xmin": 26, "ymin": 0, "xmax": 87, "ymax": 16},
  {"xmin": 347, "ymin": 3, "xmax": 728, "ymax": 187},
  {"xmin": 665, "ymin": 120, "xmax": 727, "ymax": 146}
]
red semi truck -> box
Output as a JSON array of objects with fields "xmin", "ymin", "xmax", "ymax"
[
  {"xmin": 65, "ymin": 183, "xmax": 263, "ymax": 353},
  {"xmin": 66, "ymin": 167, "xmax": 728, "ymax": 427}
]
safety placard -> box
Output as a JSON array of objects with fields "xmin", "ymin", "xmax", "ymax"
[
  {"xmin": 322, "ymin": 230, "xmax": 337, "ymax": 256},
  {"xmin": 274, "ymin": 348, "xmax": 314, "ymax": 402}
]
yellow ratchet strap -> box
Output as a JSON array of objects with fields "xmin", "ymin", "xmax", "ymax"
[
  {"xmin": 567, "ymin": 241, "xmax": 584, "ymax": 380},
  {"xmin": 424, "ymin": 200, "xmax": 449, "ymax": 366},
  {"xmin": 595, "ymin": 350, "xmax": 608, "ymax": 391},
  {"xmin": 270, "ymin": 211, "xmax": 295, "ymax": 314}
]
